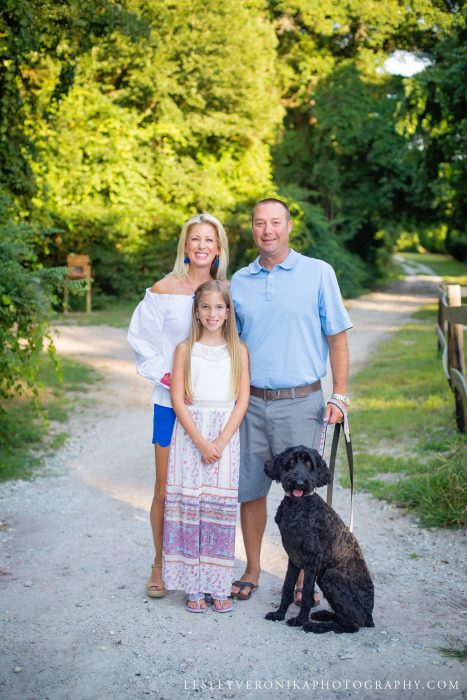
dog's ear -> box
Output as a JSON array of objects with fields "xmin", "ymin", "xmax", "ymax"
[
  {"xmin": 276, "ymin": 446, "xmax": 298, "ymax": 468},
  {"xmin": 311, "ymin": 450, "xmax": 332, "ymax": 487},
  {"xmin": 265, "ymin": 446, "xmax": 298, "ymax": 481},
  {"xmin": 264, "ymin": 456, "xmax": 281, "ymax": 482}
]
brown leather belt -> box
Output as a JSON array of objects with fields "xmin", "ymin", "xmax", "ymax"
[{"xmin": 250, "ymin": 381, "xmax": 321, "ymax": 401}]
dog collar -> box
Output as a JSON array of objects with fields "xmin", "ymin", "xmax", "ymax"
[{"xmin": 285, "ymin": 490, "xmax": 316, "ymax": 498}]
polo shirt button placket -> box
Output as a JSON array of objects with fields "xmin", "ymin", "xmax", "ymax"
[{"xmin": 266, "ymin": 270, "xmax": 273, "ymax": 301}]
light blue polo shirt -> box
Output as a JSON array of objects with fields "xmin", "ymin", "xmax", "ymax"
[{"xmin": 230, "ymin": 249, "xmax": 352, "ymax": 389}]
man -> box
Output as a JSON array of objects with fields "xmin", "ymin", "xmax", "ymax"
[{"xmin": 230, "ymin": 198, "xmax": 351, "ymax": 602}]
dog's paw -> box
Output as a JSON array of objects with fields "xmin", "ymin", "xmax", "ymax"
[
  {"xmin": 310, "ymin": 610, "xmax": 336, "ymax": 622},
  {"xmin": 303, "ymin": 621, "xmax": 328, "ymax": 634},
  {"xmin": 286, "ymin": 615, "xmax": 304, "ymax": 627},
  {"xmin": 265, "ymin": 611, "xmax": 285, "ymax": 622}
]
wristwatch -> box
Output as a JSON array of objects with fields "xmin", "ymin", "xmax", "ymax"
[{"xmin": 331, "ymin": 393, "xmax": 350, "ymax": 407}]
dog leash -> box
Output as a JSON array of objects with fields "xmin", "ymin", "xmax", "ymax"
[{"xmin": 318, "ymin": 400, "xmax": 354, "ymax": 532}]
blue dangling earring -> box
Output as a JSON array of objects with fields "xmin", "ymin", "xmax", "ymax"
[
  {"xmin": 184, "ymin": 255, "xmax": 189, "ymax": 264},
  {"xmin": 215, "ymin": 256, "xmax": 219, "ymax": 269}
]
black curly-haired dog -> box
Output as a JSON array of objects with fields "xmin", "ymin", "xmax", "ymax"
[{"xmin": 264, "ymin": 445, "xmax": 374, "ymax": 634}]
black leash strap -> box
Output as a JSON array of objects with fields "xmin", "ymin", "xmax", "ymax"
[
  {"xmin": 326, "ymin": 422, "xmax": 340, "ymax": 510},
  {"xmin": 325, "ymin": 407, "xmax": 354, "ymax": 532}
]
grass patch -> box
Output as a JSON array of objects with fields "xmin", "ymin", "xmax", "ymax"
[
  {"xmin": 400, "ymin": 252, "xmax": 467, "ymax": 286},
  {"xmin": 343, "ymin": 306, "xmax": 466, "ymax": 527},
  {"xmin": 52, "ymin": 298, "xmax": 138, "ymax": 329},
  {"xmin": 0, "ymin": 355, "xmax": 99, "ymax": 481},
  {"xmin": 437, "ymin": 646, "xmax": 467, "ymax": 662},
  {"xmin": 414, "ymin": 304, "xmax": 438, "ymax": 321},
  {"xmin": 385, "ymin": 258, "xmax": 407, "ymax": 284}
]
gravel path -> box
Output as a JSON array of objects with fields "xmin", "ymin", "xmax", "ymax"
[{"xmin": 1, "ymin": 273, "xmax": 466, "ymax": 700}]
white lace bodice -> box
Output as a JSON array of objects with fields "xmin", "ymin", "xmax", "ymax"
[{"xmin": 191, "ymin": 343, "xmax": 233, "ymax": 404}]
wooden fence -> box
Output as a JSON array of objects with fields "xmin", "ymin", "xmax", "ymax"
[{"xmin": 437, "ymin": 284, "xmax": 467, "ymax": 433}]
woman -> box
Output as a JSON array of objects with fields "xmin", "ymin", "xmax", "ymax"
[{"xmin": 127, "ymin": 214, "xmax": 229, "ymax": 597}]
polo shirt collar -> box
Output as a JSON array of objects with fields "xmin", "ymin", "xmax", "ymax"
[{"xmin": 248, "ymin": 248, "xmax": 300, "ymax": 274}]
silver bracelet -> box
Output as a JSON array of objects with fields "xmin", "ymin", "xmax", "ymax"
[{"xmin": 331, "ymin": 393, "xmax": 350, "ymax": 406}]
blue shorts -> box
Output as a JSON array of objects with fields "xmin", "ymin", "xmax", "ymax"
[{"xmin": 152, "ymin": 404, "xmax": 176, "ymax": 447}]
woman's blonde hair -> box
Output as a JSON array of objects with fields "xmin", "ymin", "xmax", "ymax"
[
  {"xmin": 184, "ymin": 281, "xmax": 242, "ymax": 400},
  {"xmin": 172, "ymin": 214, "xmax": 228, "ymax": 281}
]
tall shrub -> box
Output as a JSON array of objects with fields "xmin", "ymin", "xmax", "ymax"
[{"xmin": 0, "ymin": 196, "xmax": 66, "ymax": 405}]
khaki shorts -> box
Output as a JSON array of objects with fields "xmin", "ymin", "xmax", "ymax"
[{"xmin": 238, "ymin": 391, "xmax": 325, "ymax": 503}]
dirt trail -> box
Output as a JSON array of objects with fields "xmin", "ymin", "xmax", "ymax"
[{"xmin": 1, "ymin": 273, "xmax": 466, "ymax": 700}]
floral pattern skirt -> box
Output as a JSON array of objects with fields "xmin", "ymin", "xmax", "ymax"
[{"xmin": 162, "ymin": 403, "xmax": 240, "ymax": 597}]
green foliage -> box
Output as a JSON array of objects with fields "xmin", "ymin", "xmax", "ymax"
[
  {"xmin": 398, "ymin": 10, "xmax": 467, "ymax": 261},
  {"xmin": 271, "ymin": 0, "xmax": 460, "ymax": 289},
  {"xmin": 396, "ymin": 225, "xmax": 449, "ymax": 254},
  {"xmin": 280, "ymin": 186, "xmax": 368, "ymax": 297},
  {"xmin": 0, "ymin": 0, "xmax": 137, "ymax": 203},
  {"xmin": 437, "ymin": 645, "xmax": 467, "ymax": 662},
  {"xmin": 0, "ymin": 0, "xmax": 36, "ymax": 201},
  {"xmin": 0, "ymin": 195, "xmax": 67, "ymax": 402},
  {"xmin": 388, "ymin": 442, "xmax": 466, "ymax": 528},
  {"xmin": 446, "ymin": 228, "xmax": 467, "ymax": 262},
  {"xmin": 0, "ymin": 405, "xmax": 43, "ymax": 481},
  {"xmin": 26, "ymin": 0, "xmax": 282, "ymax": 293},
  {"xmin": 0, "ymin": 0, "xmax": 465, "ymax": 303}
]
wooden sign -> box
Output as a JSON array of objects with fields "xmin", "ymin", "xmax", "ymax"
[
  {"xmin": 64, "ymin": 254, "xmax": 92, "ymax": 313},
  {"xmin": 66, "ymin": 254, "xmax": 91, "ymax": 280}
]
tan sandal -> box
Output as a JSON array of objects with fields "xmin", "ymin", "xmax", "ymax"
[{"xmin": 146, "ymin": 563, "xmax": 167, "ymax": 598}]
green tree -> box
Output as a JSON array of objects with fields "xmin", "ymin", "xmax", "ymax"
[
  {"xmin": 269, "ymin": 0, "xmax": 460, "ymax": 291},
  {"xmin": 0, "ymin": 0, "xmax": 136, "ymax": 203},
  {"xmin": 398, "ymin": 10, "xmax": 467, "ymax": 260},
  {"xmin": 0, "ymin": 1, "xmax": 133, "ymax": 425},
  {"xmin": 29, "ymin": 0, "xmax": 282, "ymax": 291}
]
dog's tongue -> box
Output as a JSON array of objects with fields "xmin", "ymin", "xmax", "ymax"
[{"xmin": 292, "ymin": 489, "xmax": 303, "ymax": 498}]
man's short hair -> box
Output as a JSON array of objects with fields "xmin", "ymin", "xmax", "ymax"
[{"xmin": 252, "ymin": 198, "xmax": 291, "ymax": 222}]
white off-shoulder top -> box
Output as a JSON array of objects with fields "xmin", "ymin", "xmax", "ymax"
[{"xmin": 127, "ymin": 290, "xmax": 193, "ymax": 408}]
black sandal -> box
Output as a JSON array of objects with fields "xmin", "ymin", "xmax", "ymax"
[{"xmin": 230, "ymin": 580, "xmax": 259, "ymax": 600}]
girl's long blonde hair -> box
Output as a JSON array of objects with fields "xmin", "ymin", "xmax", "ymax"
[
  {"xmin": 184, "ymin": 281, "xmax": 242, "ymax": 400},
  {"xmin": 172, "ymin": 214, "xmax": 228, "ymax": 281}
]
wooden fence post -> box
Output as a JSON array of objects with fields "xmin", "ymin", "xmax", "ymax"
[
  {"xmin": 447, "ymin": 285, "xmax": 466, "ymax": 432},
  {"xmin": 437, "ymin": 288, "xmax": 446, "ymax": 354}
]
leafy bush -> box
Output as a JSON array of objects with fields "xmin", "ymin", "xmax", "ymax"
[
  {"xmin": 396, "ymin": 227, "xmax": 448, "ymax": 254},
  {"xmin": 280, "ymin": 187, "xmax": 369, "ymax": 298},
  {"xmin": 445, "ymin": 228, "xmax": 467, "ymax": 263},
  {"xmin": 0, "ymin": 195, "xmax": 67, "ymax": 404}
]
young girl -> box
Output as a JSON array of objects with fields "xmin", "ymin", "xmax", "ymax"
[{"xmin": 162, "ymin": 281, "xmax": 250, "ymax": 613}]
